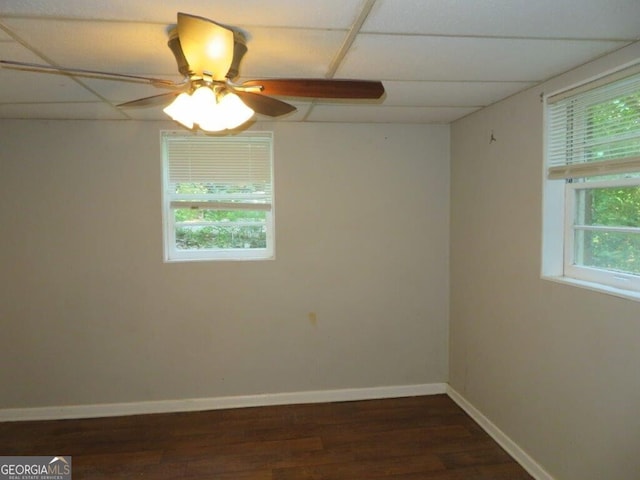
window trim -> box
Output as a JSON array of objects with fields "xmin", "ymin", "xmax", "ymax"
[{"xmin": 161, "ymin": 130, "xmax": 275, "ymax": 263}]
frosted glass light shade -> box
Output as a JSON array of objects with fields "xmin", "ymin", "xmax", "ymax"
[
  {"xmin": 163, "ymin": 92, "xmax": 194, "ymax": 129},
  {"xmin": 162, "ymin": 86, "xmax": 255, "ymax": 132},
  {"xmin": 218, "ymin": 92, "xmax": 255, "ymax": 130}
]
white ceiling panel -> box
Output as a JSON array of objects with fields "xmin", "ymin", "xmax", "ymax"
[
  {"xmin": 119, "ymin": 104, "xmax": 170, "ymax": 121},
  {"xmin": 162, "ymin": 0, "xmax": 363, "ymax": 30},
  {"xmin": 0, "ymin": 39, "xmax": 47, "ymax": 62},
  {"xmin": 0, "ymin": 0, "xmax": 365, "ymax": 29},
  {"xmin": 364, "ymin": 0, "xmax": 640, "ymax": 40},
  {"xmin": 0, "ymin": 40, "xmax": 102, "ymax": 104},
  {"xmin": 381, "ymin": 81, "xmax": 536, "ymax": 107},
  {"xmin": 236, "ymin": 28, "xmax": 347, "ymax": 78},
  {"xmin": 2, "ymin": 18, "xmax": 178, "ymax": 74},
  {"xmin": 307, "ymin": 104, "xmax": 478, "ymax": 124},
  {"xmin": 0, "ymin": 102, "xmax": 126, "ymax": 119},
  {"xmin": 265, "ymin": 102, "xmax": 313, "ymax": 122},
  {"xmin": 0, "ymin": 69, "xmax": 99, "ymax": 103},
  {"xmin": 337, "ymin": 35, "xmax": 629, "ymax": 82}
]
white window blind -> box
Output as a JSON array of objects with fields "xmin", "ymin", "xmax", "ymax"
[
  {"xmin": 164, "ymin": 131, "xmax": 273, "ymax": 203},
  {"xmin": 546, "ymin": 67, "xmax": 640, "ymax": 180}
]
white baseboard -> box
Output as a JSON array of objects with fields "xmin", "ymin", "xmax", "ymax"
[
  {"xmin": 446, "ymin": 386, "xmax": 555, "ymax": 480},
  {"xmin": 0, "ymin": 383, "xmax": 447, "ymax": 422}
]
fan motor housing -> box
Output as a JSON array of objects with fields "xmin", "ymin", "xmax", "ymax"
[
  {"xmin": 167, "ymin": 27, "xmax": 247, "ymax": 81},
  {"xmin": 167, "ymin": 28, "xmax": 191, "ymax": 77}
]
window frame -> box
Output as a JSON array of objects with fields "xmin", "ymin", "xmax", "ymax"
[
  {"xmin": 563, "ymin": 177, "xmax": 640, "ymax": 292},
  {"xmin": 161, "ymin": 131, "xmax": 275, "ymax": 263},
  {"xmin": 542, "ymin": 65, "xmax": 640, "ymax": 299}
]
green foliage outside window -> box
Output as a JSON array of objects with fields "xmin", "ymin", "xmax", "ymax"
[
  {"xmin": 173, "ymin": 182, "xmax": 268, "ymax": 250},
  {"xmin": 578, "ymin": 186, "xmax": 640, "ymax": 275},
  {"xmin": 176, "ymin": 224, "xmax": 267, "ymax": 250}
]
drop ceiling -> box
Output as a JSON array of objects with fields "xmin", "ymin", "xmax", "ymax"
[{"xmin": 0, "ymin": 0, "xmax": 638, "ymax": 125}]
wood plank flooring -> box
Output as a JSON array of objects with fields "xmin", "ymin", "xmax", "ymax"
[{"xmin": 0, "ymin": 394, "xmax": 533, "ymax": 479}]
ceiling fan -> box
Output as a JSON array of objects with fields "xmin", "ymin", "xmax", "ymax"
[{"xmin": 0, "ymin": 12, "xmax": 385, "ymax": 131}]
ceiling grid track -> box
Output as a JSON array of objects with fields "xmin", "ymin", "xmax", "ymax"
[
  {"xmin": 302, "ymin": 0, "xmax": 377, "ymax": 122},
  {"xmin": 325, "ymin": 0, "xmax": 377, "ymax": 79}
]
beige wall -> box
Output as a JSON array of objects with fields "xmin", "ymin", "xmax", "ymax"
[
  {"xmin": 0, "ymin": 120, "xmax": 449, "ymax": 408},
  {"xmin": 450, "ymin": 42, "xmax": 640, "ymax": 480}
]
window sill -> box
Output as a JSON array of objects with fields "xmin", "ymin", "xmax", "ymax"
[
  {"xmin": 541, "ymin": 274, "xmax": 640, "ymax": 303},
  {"xmin": 164, "ymin": 252, "xmax": 275, "ymax": 263}
]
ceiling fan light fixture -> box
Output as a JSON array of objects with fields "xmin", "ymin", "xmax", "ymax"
[
  {"xmin": 163, "ymin": 92, "xmax": 194, "ymax": 129},
  {"xmin": 162, "ymin": 85, "xmax": 255, "ymax": 132},
  {"xmin": 190, "ymin": 84, "xmax": 218, "ymax": 123},
  {"xmin": 218, "ymin": 91, "xmax": 255, "ymax": 129}
]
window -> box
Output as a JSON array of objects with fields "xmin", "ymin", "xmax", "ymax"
[
  {"xmin": 161, "ymin": 131, "xmax": 274, "ymax": 262},
  {"xmin": 543, "ymin": 67, "xmax": 640, "ymax": 296}
]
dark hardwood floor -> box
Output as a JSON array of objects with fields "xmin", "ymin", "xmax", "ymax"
[{"xmin": 0, "ymin": 394, "xmax": 533, "ymax": 479}]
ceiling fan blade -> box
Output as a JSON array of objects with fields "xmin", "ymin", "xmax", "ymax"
[
  {"xmin": 177, "ymin": 12, "xmax": 234, "ymax": 81},
  {"xmin": 235, "ymin": 92, "xmax": 297, "ymax": 117},
  {"xmin": 241, "ymin": 79, "xmax": 385, "ymax": 99},
  {"xmin": 0, "ymin": 60, "xmax": 180, "ymax": 87},
  {"xmin": 117, "ymin": 91, "xmax": 182, "ymax": 108}
]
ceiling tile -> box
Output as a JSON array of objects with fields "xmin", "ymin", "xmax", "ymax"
[
  {"xmin": 0, "ymin": 39, "xmax": 47, "ymax": 62},
  {"xmin": 337, "ymin": 35, "xmax": 629, "ymax": 82},
  {"xmin": 0, "ymin": 102, "xmax": 126, "ymax": 119},
  {"xmin": 119, "ymin": 104, "xmax": 168, "ymax": 120},
  {"xmin": 0, "ymin": 41, "xmax": 102, "ymax": 103},
  {"xmin": 0, "ymin": 69, "xmax": 99, "ymax": 103},
  {"xmin": 269, "ymin": 102, "xmax": 313, "ymax": 122},
  {"xmin": 0, "ymin": 0, "xmax": 365, "ymax": 29},
  {"xmin": 2, "ymin": 18, "xmax": 180, "ymax": 75},
  {"xmin": 306, "ymin": 104, "xmax": 478, "ymax": 124},
  {"xmin": 364, "ymin": 0, "xmax": 640, "ymax": 39},
  {"xmin": 381, "ymin": 80, "xmax": 536, "ymax": 107},
  {"xmin": 236, "ymin": 27, "xmax": 347, "ymax": 78}
]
